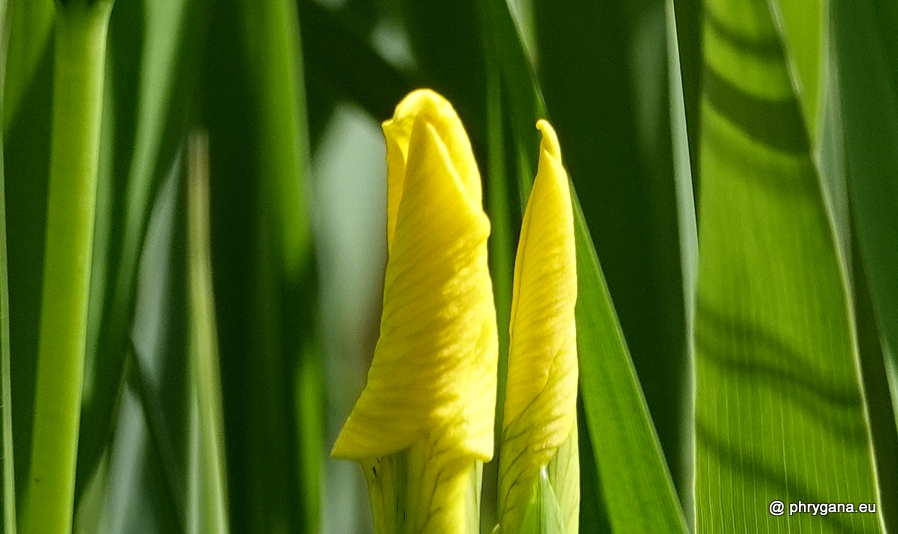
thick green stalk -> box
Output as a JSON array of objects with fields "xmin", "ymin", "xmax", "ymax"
[{"xmin": 23, "ymin": 2, "xmax": 113, "ymax": 533}]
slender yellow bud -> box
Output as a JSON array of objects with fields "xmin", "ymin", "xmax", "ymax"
[
  {"xmin": 332, "ymin": 89, "xmax": 498, "ymax": 534},
  {"xmin": 498, "ymin": 120, "xmax": 579, "ymax": 534}
]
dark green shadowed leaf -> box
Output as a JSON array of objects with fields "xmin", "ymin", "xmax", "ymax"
[
  {"xmin": 533, "ymin": 0, "xmax": 692, "ymax": 503},
  {"xmin": 574, "ymin": 193, "xmax": 689, "ymax": 534},
  {"xmin": 835, "ymin": 0, "xmax": 898, "ymax": 433},
  {"xmin": 202, "ymin": 0, "xmax": 320, "ymax": 530},
  {"xmin": 852, "ymin": 230, "xmax": 898, "ymax": 533},
  {"xmin": 574, "ymin": 400, "xmax": 611, "ymax": 534},
  {"xmin": 397, "ymin": 0, "xmax": 486, "ymax": 142},
  {"xmin": 694, "ymin": 0, "xmax": 884, "ymax": 531},
  {"xmin": 299, "ymin": 0, "xmax": 415, "ymax": 126},
  {"xmin": 2, "ymin": 0, "xmax": 54, "ymax": 134},
  {"xmin": 478, "ymin": 0, "xmax": 546, "ymax": 201},
  {"xmin": 3, "ymin": 10, "xmax": 54, "ymax": 510},
  {"xmin": 672, "ymin": 0, "xmax": 703, "ymax": 189},
  {"xmin": 835, "ymin": 0, "xmax": 898, "ymax": 523}
]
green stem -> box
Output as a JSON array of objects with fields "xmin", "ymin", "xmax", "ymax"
[
  {"xmin": 24, "ymin": 2, "xmax": 113, "ymax": 533},
  {"xmin": 1, "ymin": 46, "xmax": 18, "ymax": 534}
]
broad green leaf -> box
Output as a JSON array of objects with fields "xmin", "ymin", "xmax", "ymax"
[
  {"xmin": 694, "ymin": 0, "xmax": 884, "ymax": 531},
  {"xmin": 766, "ymin": 0, "xmax": 823, "ymax": 139}
]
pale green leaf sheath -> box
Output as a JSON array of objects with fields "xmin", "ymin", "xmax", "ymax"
[
  {"xmin": 498, "ymin": 121, "xmax": 578, "ymax": 534},
  {"xmin": 695, "ymin": 0, "xmax": 884, "ymax": 532},
  {"xmin": 332, "ymin": 89, "xmax": 498, "ymax": 534}
]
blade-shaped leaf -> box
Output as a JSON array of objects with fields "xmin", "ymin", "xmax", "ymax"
[
  {"xmin": 4, "ymin": 7, "xmax": 54, "ymax": 509},
  {"xmin": 2, "ymin": 0, "xmax": 54, "ymax": 133},
  {"xmin": 574, "ymin": 194, "xmax": 689, "ymax": 533},
  {"xmin": 0, "ymin": 13, "xmax": 17, "ymax": 527},
  {"xmin": 765, "ymin": 0, "xmax": 822, "ymax": 139},
  {"xmin": 77, "ymin": 0, "xmax": 209, "ymax": 499},
  {"xmin": 201, "ymin": 0, "xmax": 320, "ymax": 530},
  {"xmin": 694, "ymin": 0, "xmax": 884, "ymax": 531},
  {"xmin": 186, "ymin": 132, "xmax": 229, "ymax": 534},
  {"xmin": 835, "ymin": 0, "xmax": 898, "ymax": 434}
]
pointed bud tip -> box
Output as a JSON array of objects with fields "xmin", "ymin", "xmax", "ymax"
[{"xmin": 536, "ymin": 120, "xmax": 562, "ymax": 163}]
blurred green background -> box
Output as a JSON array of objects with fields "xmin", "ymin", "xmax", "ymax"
[{"xmin": 1, "ymin": 0, "xmax": 896, "ymax": 532}]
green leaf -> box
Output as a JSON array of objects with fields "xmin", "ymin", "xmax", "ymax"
[
  {"xmin": 835, "ymin": 0, "xmax": 898, "ymax": 433},
  {"xmin": 574, "ymin": 195, "xmax": 689, "ymax": 534},
  {"xmin": 533, "ymin": 0, "xmax": 692, "ymax": 499},
  {"xmin": 766, "ymin": 0, "xmax": 823, "ymax": 139},
  {"xmin": 201, "ymin": 0, "xmax": 320, "ymax": 530},
  {"xmin": 298, "ymin": 0, "xmax": 414, "ymax": 126},
  {"xmin": 671, "ymin": 0, "xmax": 703, "ymax": 188},
  {"xmin": 77, "ymin": 0, "xmax": 209, "ymax": 500},
  {"xmin": 2, "ymin": 0, "xmax": 54, "ymax": 133},
  {"xmin": 24, "ymin": 3, "xmax": 114, "ymax": 531},
  {"xmin": 834, "ymin": 0, "xmax": 898, "ymax": 526},
  {"xmin": 0, "ymin": 7, "xmax": 18, "ymax": 528},
  {"xmin": 186, "ymin": 132, "xmax": 229, "ymax": 534},
  {"xmin": 694, "ymin": 0, "xmax": 884, "ymax": 531},
  {"xmin": 478, "ymin": 0, "xmax": 546, "ymax": 205},
  {"xmin": 3, "ymin": 0, "xmax": 55, "ymax": 511}
]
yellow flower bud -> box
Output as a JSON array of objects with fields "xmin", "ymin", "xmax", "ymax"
[
  {"xmin": 332, "ymin": 89, "xmax": 498, "ymax": 534},
  {"xmin": 498, "ymin": 120, "xmax": 579, "ymax": 534}
]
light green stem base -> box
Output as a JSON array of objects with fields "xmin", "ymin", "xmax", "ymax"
[
  {"xmin": 362, "ymin": 445, "xmax": 482, "ymax": 534},
  {"xmin": 23, "ymin": 2, "xmax": 113, "ymax": 533}
]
